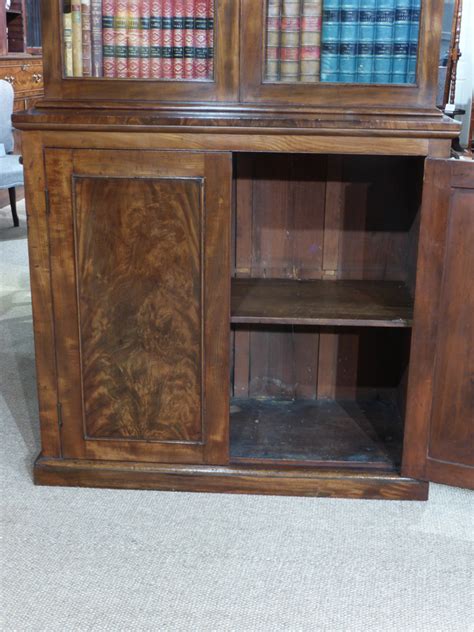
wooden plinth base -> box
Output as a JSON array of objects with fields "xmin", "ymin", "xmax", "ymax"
[{"xmin": 34, "ymin": 456, "xmax": 429, "ymax": 500}]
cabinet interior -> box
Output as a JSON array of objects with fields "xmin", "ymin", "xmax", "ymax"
[{"xmin": 230, "ymin": 153, "xmax": 424, "ymax": 471}]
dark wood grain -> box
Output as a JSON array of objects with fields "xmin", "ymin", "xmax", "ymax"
[
  {"xmin": 428, "ymin": 186, "xmax": 473, "ymax": 468},
  {"xmin": 12, "ymin": 125, "xmax": 451, "ymax": 158},
  {"xmin": 34, "ymin": 456, "xmax": 428, "ymax": 500},
  {"xmin": 403, "ymin": 158, "xmax": 474, "ymax": 490},
  {"xmin": 13, "ymin": 109, "xmax": 460, "ymax": 141},
  {"xmin": 21, "ymin": 132, "xmax": 61, "ymax": 457},
  {"xmin": 232, "ymin": 279, "xmax": 414, "ymax": 327},
  {"xmin": 75, "ymin": 176, "xmax": 202, "ymax": 442},
  {"xmin": 232, "ymin": 156, "xmax": 254, "ymax": 398},
  {"xmin": 230, "ymin": 398, "xmax": 402, "ymax": 469}
]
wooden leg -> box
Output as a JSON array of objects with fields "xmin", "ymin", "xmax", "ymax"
[{"xmin": 9, "ymin": 187, "xmax": 19, "ymax": 227}]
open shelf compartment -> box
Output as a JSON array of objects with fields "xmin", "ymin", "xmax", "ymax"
[
  {"xmin": 231, "ymin": 278, "xmax": 413, "ymax": 327},
  {"xmin": 230, "ymin": 397, "xmax": 403, "ymax": 470},
  {"xmin": 230, "ymin": 153, "xmax": 423, "ymax": 473}
]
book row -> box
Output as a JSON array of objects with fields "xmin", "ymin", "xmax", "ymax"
[
  {"xmin": 265, "ymin": 0, "xmax": 421, "ymax": 85},
  {"xmin": 63, "ymin": 0, "xmax": 214, "ymax": 80}
]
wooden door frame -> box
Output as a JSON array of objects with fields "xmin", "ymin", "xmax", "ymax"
[
  {"xmin": 402, "ymin": 158, "xmax": 474, "ymax": 489},
  {"xmin": 40, "ymin": 0, "xmax": 239, "ymax": 105}
]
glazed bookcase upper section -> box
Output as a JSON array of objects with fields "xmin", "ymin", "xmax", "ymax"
[
  {"xmin": 43, "ymin": 0, "xmax": 239, "ymax": 102},
  {"xmin": 41, "ymin": 0, "xmax": 444, "ymax": 113}
]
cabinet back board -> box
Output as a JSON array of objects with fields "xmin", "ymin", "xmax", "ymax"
[{"xmin": 232, "ymin": 153, "xmax": 423, "ymax": 401}]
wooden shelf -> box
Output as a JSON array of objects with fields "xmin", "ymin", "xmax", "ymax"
[
  {"xmin": 231, "ymin": 278, "xmax": 413, "ymax": 328},
  {"xmin": 230, "ymin": 398, "xmax": 403, "ymax": 470}
]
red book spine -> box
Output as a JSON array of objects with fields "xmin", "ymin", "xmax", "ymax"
[
  {"xmin": 115, "ymin": 0, "xmax": 128, "ymax": 78},
  {"xmin": 206, "ymin": 0, "xmax": 213, "ymax": 79},
  {"xmin": 103, "ymin": 0, "xmax": 116, "ymax": 78},
  {"xmin": 173, "ymin": 0, "xmax": 185, "ymax": 79},
  {"xmin": 128, "ymin": 0, "xmax": 141, "ymax": 78},
  {"xmin": 183, "ymin": 0, "xmax": 195, "ymax": 79},
  {"xmin": 139, "ymin": 0, "xmax": 151, "ymax": 78},
  {"xmin": 81, "ymin": 0, "xmax": 93, "ymax": 77},
  {"xmin": 150, "ymin": 0, "xmax": 163, "ymax": 79},
  {"xmin": 194, "ymin": 0, "xmax": 207, "ymax": 79},
  {"xmin": 162, "ymin": 0, "xmax": 173, "ymax": 79}
]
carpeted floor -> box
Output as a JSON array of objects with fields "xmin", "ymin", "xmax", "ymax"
[{"xmin": 1, "ymin": 201, "xmax": 473, "ymax": 632}]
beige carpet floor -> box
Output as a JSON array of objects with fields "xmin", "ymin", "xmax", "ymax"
[{"xmin": 1, "ymin": 201, "xmax": 473, "ymax": 631}]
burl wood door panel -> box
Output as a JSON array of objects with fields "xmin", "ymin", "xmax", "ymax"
[
  {"xmin": 76, "ymin": 177, "xmax": 202, "ymax": 442},
  {"xmin": 403, "ymin": 159, "xmax": 474, "ymax": 489},
  {"xmin": 44, "ymin": 149, "xmax": 231, "ymax": 464}
]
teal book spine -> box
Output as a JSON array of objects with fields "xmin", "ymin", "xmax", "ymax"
[
  {"xmin": 407, "ymin": 0, "xmax": 420, "ymax": 83},
  {"xmin": 321, "ymin": 0, "xmax": 341, "ymax": 82},
  {"xmin": 392, "ymin": 0, "xmax": 410, "ymax": 83},
  {"xmin": 374, "ymin": 0, "xmax": 395, "ymax": 83},
  {"xmin": 339, "ymin": 0, "xmax": 359, "ymax": 82},
  {"xmin": 356, "ymin": 0, "xmax": 376, "ymax": 82}
]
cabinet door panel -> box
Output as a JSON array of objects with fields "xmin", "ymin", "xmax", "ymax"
[
  {"xmin": 45, "ymin": 149, "xmax": 231, "ymax": 464},
  {"xmin": 403, "ymin": 159, "xmax": 474, "ymax": 489},
  {"xmin": 428, "ymin": 186, "xmax": 473, "ymax": 467},
  {"xmin": 76, "ymin": 176, "xmax": 202, "ymax": 443}
]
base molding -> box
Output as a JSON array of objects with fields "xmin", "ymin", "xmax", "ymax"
[{"xmin": 34, "ymin": 456, "xmax": 429, "ymax": 500}]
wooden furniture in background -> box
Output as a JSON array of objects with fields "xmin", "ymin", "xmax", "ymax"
[
  {"xmin": 1, "ymin": 0, "xmax": 41, "ymax": 55},
  {"xmin": 14, "ymin": 0, "xmax": 473, "ymax": 499},
  {"xmin": 0, "ymin": 55, "xmax": 42, "ymax": 111},
  {"xmin": 1, "ymin": 0, "xmax": 42, "ymax": 154}
]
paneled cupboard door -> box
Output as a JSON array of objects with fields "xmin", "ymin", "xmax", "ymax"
[
  {"xmin": 403, "ymin": 159, "xmax": 474, "ymax": 490},
  {"xmin": 240, "ymin": 0, "xmax": 442, "ymax": 111},
  {"xmin": 41, "ymin": 0, "xmax": 238, "ymax": 103},
  {"xmin": 44, "ymin": 149, "xmax": 231, "ymax": 464}
]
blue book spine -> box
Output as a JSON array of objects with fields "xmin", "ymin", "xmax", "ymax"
[
  {"xmin": 392, "ymin": 0, "xmax": 410, "ymax": 83},
  {"xmin": 407, "ymin": 0, "xmax": 421, "ymax": 83},
  {"xmin": 339, "ymin": 0, "xmax": 359, "ymax": 82},
  {"xmin": 321, "ymin": 0, "xmax": 342, "ymax": 82},
  {"xmin": 356, "ymin": 0, "xmax": 376, "ymax": 82},
  {"xmin": 374, "ymin": 0, "xmax": 395, "ymax": 83}
]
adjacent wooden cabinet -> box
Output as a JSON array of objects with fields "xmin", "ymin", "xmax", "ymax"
[
  {"xmin": 1, "ymin": 0, "xmax": 43, "ymax": 118},
  {"xmin": 0, "ymin": 55, "xmax": 43, "ymax": 111},
  {"xmin": 14, "ymin": 0, "xmax": 473, "ymax": 498}
]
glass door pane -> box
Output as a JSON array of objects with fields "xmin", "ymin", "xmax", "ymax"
[
  {"xmin": 62, "ymin": 0, "xmax": 215, "ymax": 80},
  {"xmin": 264, "ymin": 0, "xmax": 421, "ymax": 85}
]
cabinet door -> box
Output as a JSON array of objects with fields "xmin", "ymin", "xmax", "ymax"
[
  {"xmin": 241, "ymin": 0, "xmax": 440, "ymax": 111},
  {"xmin": 45, "ymin": 149, "xmax": 231, "ymax": 465},
  {"xmin": 403, "ymin": 159, "xmax": 474, "ymax": 489},
  {"xmin": 42, "ymin": 0, "xmax": 238, "ymax": 104}
]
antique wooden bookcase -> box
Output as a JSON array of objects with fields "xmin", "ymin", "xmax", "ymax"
[{"xmin": 14, "ymin": 0, "xmax": 473, "ymax": 498}]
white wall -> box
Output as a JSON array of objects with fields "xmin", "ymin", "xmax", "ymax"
[{"xmin": 454, "ymin": 0, "xmax": 473, "ymax": 147}]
